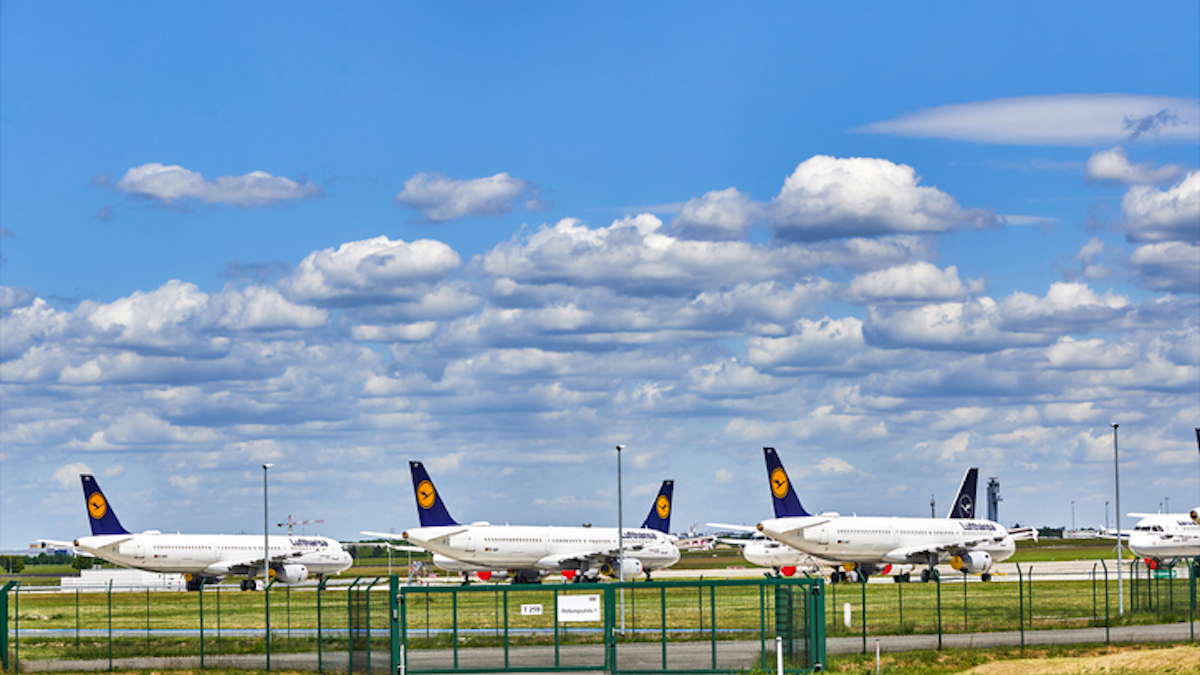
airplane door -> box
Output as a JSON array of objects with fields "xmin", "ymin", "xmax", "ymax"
[{"xmin": 464, "ymin": 532, "xmax": 476, "ymax": 553}]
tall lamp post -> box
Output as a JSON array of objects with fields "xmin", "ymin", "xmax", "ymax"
[
  {"xmin": 263, "ymin": 463, "xmax": 274, "ymax": 669},
  {"xmin": 616, "ymin": 444, "xmax": 625, "ymax": 635},
  {"xmin": 1112, "ymin": 424, "xmax": 1123, "ymax": 615}
]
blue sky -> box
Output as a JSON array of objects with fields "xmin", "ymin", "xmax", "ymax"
[{"xmin": 2, "ymin": 2, "xmax": 1198, "ymax": 548}]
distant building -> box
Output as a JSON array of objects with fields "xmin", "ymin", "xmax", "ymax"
[
  {"xmin": 986, "ymin": 477, "xmax": 1001, "ymax": 522},
  {"xmin": 61, "ymin": 568, "xmax": 186, "ymax": 592}
]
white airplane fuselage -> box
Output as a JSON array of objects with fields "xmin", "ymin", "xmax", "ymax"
[
  {"xmin": 758, "ymin": 515, "xmax": 1015, "ymax": 566},
  {"xmin": 74, "ymin": 532, "xmax": 353, "ymax": 580},
  {"xmin": 1128, "ymin": 511, "xmax": 1200, "ymax": 561},
  {"xmin": 403, "ymin": 523, "xmax": 680, "ymax": 573}
]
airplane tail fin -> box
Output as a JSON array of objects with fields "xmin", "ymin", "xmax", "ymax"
[
  {"xmin": 947, "ymin": 467, "xmax": 978, "ymax": 519},
  {"xmin": 640, "ymin": 480, "xmax": 674, "ymax": 533},
  {"xmin": 409, "ymin": 461, "xmax": 459, "ymax": 528},
  {"xmin": 81, "ymin": 474, "xmax": 130, "ymax": 536},
  {"xmin": 763, "ymin": 448, "xmax": 811, "ymax": 518}
]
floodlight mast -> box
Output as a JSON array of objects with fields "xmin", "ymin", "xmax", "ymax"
[
  {"xmin": 1112, "ymin": 423, "xmax": 1123, "ymax": 615},
  {"xmin": 616, "ymin": 444, "xmax": 626, "ymax": 635}
]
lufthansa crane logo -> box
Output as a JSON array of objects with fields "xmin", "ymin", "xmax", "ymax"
[
  {"xmin": 88, "ymin": 493, "xmax": 108, "ymax": 519},
  {"xmin": 416, "ymin": 480, "xmax": 437, "ymax": 510},
  {"xmin": 770, "ymin": 467, "xmax": 790, "ymax": 500},
  {"xmin": 656, "ymin": 495, "xmax": 671, "ymax": 519},
  {"xmin": 959, "ymin": 496, "xmax": 974, "ymax": 517}
]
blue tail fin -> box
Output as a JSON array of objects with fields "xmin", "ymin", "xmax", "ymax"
[
  {"xmin": 410, "ymin": 461, "xmax": 459, "ymax": 527},
  {"xmin": 763, "ymin": 448, "xmax": 811, "ymax": 518},
  {"xmin": 640, "ymin": 480, "xmax": 674, "ymax": 533},
  {"xmin": 948, "ymin": 467, "xmax": 978, "ymax": 519},
  {"xmin": 81, "ymin": 474, "xmax": 130, "ymax": 536}
]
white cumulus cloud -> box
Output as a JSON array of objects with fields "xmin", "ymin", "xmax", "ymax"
[
  {"xmin": 1129, "ymin": 241, "xmax": 1200, "ymax": 293},
  {"xmin": 770, "ymin": 155, "xmax": 993, "ymax": 241},
  {"xmin": 281, "ymin": 236, "xmax": 461, "ymax": 306},
  {"xmin": 1121, "ymin": 171, "xmax": 1200, "ymax": 244},
  {"xmin": 1086, "ymin": 147, "xmax": 1183, "ymax": 185},
  {"xmin": 396, "ymin": 172, "xmax": 537, "ymax": 223},
  {"xmin": 843, "ymin": 262, "xmax": 984, "ymax": 303},
  {"xmin": 114, "ymin": 163, "xmax": 320, "ymax": 206},
  {"xmin": 671, "ymin": 187, "xmax": 762, "ymax": 240}
]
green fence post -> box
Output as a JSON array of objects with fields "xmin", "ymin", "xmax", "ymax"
[
  {"xmin": 145, "ymin": 587, "xmax": 151, "ymax": 655},
  {"xmin": 266, "ymin": 578, "xmax": 275, "ymax": 672},
  {"xmin": 216, "ymin": 582, "xmax": 222, "ymax": 656},
  {"xmin": 810, "ymin": 579, "xmax": 826, "ymax": 671},
  {"xmin": 1016, "ymin": 564, "xmax": 1024, "ymax": 650},
  {"xmin": 897, "ymin": 572, "xmax": 903, "ymax": 632},
  {"xmin": 75, "ymin": 587, "xmax": 80, "ymax": 652},
  {"xmin": 554, "ymin": 587, "xmax": 561, "ymax": 668},
  {"xmin": 366, "ymin": 577, "xmax": 380, "ymax": 675},
  {"xmin": 1027, "ymin": 566, "xmax": 1032, "ymax": 627},
  {"xmin": 605, "ymin": 584, "xmax": 616, "ymax": 673},
  {"xmin": 860, "ymin": 574, "xmax": 866, "ymax": 655},
  {"xmin": 935, "ymin": 570, "xmax": 942, "ymax": 650},
  {"xmin": 1091, "ymin": 563, "xmax": 1097, "ymax": 621},
  {"xmin": 199, "ymin": 578, "xmax": 205, "ymax": 668},
  {"xmin": 452, "ymin": 586, "xmax": 459, "ymax": 671},
  {"xmin": 963, "ymin": 570, "xmax": 968, "ymax": 632},
  {"xmin": 389, "ymin": 575, "xmax": 400, "ymax": 675},
  {"xmin": 1190, "ymin": 558, "xmax": 1196, "ymax": 643},
  {"xmin": 1, "ymin": 581, "xmax": 16, "ymax": 672},
  {"xmin": 710, "ymin": 583, "xmax": 717, "ymax": 669},
  {"xmin": 503, "ymin": 589, "xmax": 510, "ymax": 669},
  {"xmin": 347, "ymin": 577, "xmax": 359, "ymax": 672},
  {"xmin": 661, "ymin": 586, "xmax": 668, "ymax": 670},
  {"xmin": 107, "ymin": 580, "xmax": 113, "ymax": 673},
  {"xmin": 317, "ymin": 577, "xmax": 326, "ymax": 673},
  {"xmin": 1101, "ymin": 560, "xmax": 1110, "ymax": 644}
]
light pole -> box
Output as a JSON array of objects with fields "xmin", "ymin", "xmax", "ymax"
[
  {"xmin": 1071, "ymin": 500, "xmax": 1075, "ymax": 533},
  {"xmin": 263, "ymin": 463, "xmax": 274, "ymax": 669},
  {"xmin": 616, "ymin": 444, "xmax": 625, "ymax": 635},
  {"xmin": 1112, "ymin": 423, "xmax": 1123, "ymax": 615}
]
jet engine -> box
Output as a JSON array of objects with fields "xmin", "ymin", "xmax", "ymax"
[
  {"xmin": 600, "ymin": 558, "xmax": 644, "ymax": 579},
  {"xmin": 275, "ymin": 564, "xmax": 310, "ymax": 584},
  {"xmin": 1190, "ymin": 507, "xmax": 1199, "ymax": 526},
  {"xmin": 950, "ymin": 551, "xmax": 992, "ymax": 574}
]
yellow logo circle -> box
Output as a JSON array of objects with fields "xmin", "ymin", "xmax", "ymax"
[
  {"xmin": 416, "ymin": 480, "xmax": 437, "ymax": 510},
  {"xmin": 88, "ymin": 493, "xmax": 108, "ymax": 519},
  {"xmin": 655, "ymin": 495, "xmax": 670, "ymax": 519},
  {"xmin": 770, "ymin": 467, "xmax": 790, "ymax": 500}
]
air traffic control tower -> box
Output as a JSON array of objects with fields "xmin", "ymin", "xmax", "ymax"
[{"xmin": 986, "ymin": 477, "xmax": 1001, "ymax": 523}]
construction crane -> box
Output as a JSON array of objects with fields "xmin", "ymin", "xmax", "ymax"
[{"xmin": 277, "ymin": 514, "xmax": 324, "ymax": 536}]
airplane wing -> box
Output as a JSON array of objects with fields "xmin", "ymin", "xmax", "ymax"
[
  {"xmin": 360, "ymin": 530, "xmax": 404, "ymax": 540},
  {"xmin": 706, "ymin": 522, "xmax": 757, "ymax": 533},
  {"xmin": 882, "ymin": 534, "xmax": 1006, "ymax": 564},
  {"xmin": 1007, "ymin": 527, "xmax": 1038, "ymax": 542},
  {"xmin": 717, "ymin": 537, "xmax": 753, "ymax": 547},
  {"xmin": 205, "ymin": 550, "xmax": 305, "ymax": 576}
]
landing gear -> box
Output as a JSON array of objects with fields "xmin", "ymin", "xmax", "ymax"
[
  {"xmin": 186, "ymin": 577, "xmax": 202, "ymax": 592},
  {"xmin": 981, "ymin": 573, "xmax": 991, "ymax": 582},
  {"xmin": 893, "ymin": 573, "xmax": 911, "ymax": 583},
  {"xmin": 920, "ymin": 568, "xmax": 940, "ymax": 583},
  {"xmin": 240, "ymin": 578, "xmax": 256, "ymax": 591}
]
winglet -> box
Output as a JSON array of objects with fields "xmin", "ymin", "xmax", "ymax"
[
  {"xmin": 947, "ymin": 468, "xmax": 978, "ymax": 519},
  {"xmin": 81, "ymin": 474, "xmax": 130, "ymax": 536},
  {"xmin": 409, "ymin": 461, "xmax": 459, "ymax": 527},
  {"xmin": 640, "ymin": 480, "xmax": 674, "ymax": 533},
  {"xmin": 763, "ymin": 448, "xmax": 811, "ymax": 518}
]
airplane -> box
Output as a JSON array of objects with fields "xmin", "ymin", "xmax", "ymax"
[
  {"xmin": 1127, "ymin": 507, "xmax": 1200, "ymax": 569},
  {"xmin": 755, "ymin": 448, "xmax": 1032, "ymax": 583},
  {"xmin": 710, "ymin": 466, "xmax": 979, "ymax": 581},
  {"xmin": 363, "ymin": 461, "xmax": 681, "ymax": 584},
  {"xmin": 68, "ymin": 474, "xmax": 353, "ymax": 591}
]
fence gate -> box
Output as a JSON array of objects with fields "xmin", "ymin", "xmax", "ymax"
[{"xmin": 391, "ymin": 575, "xmax": 825, "ymax": 674}]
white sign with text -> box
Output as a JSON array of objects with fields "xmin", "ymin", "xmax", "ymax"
[
  {"xmin": 520, "ymin": 604, "xmax": 543, "ymax": 616},
  {"xmin": 556, "ymin": 594, "xmax": 601, "ymax": 622}
]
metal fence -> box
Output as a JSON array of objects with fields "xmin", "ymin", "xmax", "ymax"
[
  {"xmin": 3, "ymin": 560, "xmax": 1197, "ymax": 673},
  {"xmin": 819, "ymin": 558, "xmax": 1199, "ymax": 653},
  {"xmin": 392, "ymin": 576, "xmax": 826, "ymax": 674}
]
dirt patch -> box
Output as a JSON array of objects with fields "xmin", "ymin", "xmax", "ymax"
[{"xmin": 962, "ymin": 644, "xmax": 1200, "ymax": 674}]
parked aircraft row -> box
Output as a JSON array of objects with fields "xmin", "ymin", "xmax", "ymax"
[{"xmin": 46, "ymin": 446, "xmax": 1189, "ymax": 591}]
